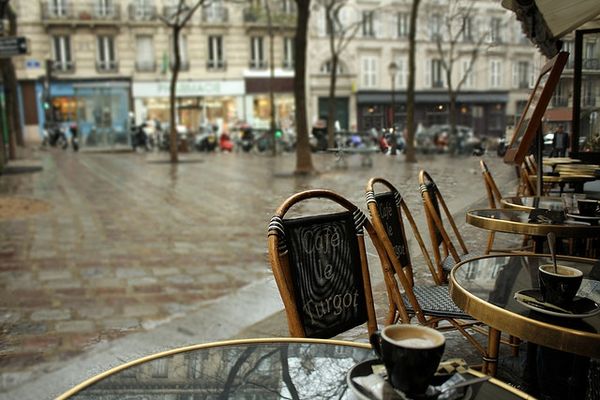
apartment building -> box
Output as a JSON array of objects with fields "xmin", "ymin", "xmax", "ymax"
[{"xmin": 12, "ymin": 0, "xmax": 564, "ymax": 145}]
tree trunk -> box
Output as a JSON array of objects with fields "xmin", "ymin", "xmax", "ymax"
[
  {"xmin": 169, "ymin": 26, "xmax": 180, "ymax": 163},
  {"xmin": 1, "ymin": 60, "xmax": 17, "ymax": 160},
  {"xmin": 405, "ymin": 0, "xmax": 420, "ymax": 163},
  {"xmin": 326, "ymin": 9, "xmax": 338, "ymax": 149},
  {"xmin": 266, "ymin": 1, "xmax": 277, "ymax": 156},
  {"xmin": 293, "ymin": 0, "xmax": 315, "ymax": 174}
]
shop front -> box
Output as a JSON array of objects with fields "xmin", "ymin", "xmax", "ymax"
[
  {"xmin": 244, "ymin": 78, "xmax": 295, "ymax": 132},
  {"xmin": 35, "ymin": 79, "xmax": 131, "ymax": 148},
  {"xmin": 356, "ymin": 91, "xmax": 508, "ymax": 137},
  {"xmin": 132, "ymin": 80, "xmax": 245, "ymax": 134}
]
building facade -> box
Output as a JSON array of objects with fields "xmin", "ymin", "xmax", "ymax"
[{"xmin": 14, "ymin": 0, "xmax": 557, "ymax": 146}]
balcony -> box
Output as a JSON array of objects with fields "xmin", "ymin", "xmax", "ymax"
[
  {"xmin": 582, "ymin": 58, "xmax": 600, "ymax": 70},
  {"xmin": 202, "ymin": 7, "xmax": 228, "ymax": 24},
  {"xmin": 583, "ymin": 96, "xmax": 597, "ymax": 107},
  {"xmin": 96, "ymin": 60, "xmax": 119, "ymax": 73},
  {"xmin": 135, "ymin": 61, "xmax": 156, "ymax": 72},
  {"xmin": 431, "ymin": 80, "xmax": 444, "ymax": 88},
  {"xmin": 551, "ymin": 96, "xmax": 569, "ymax": 107},
  {"xmin": 41, "ymin": 1, "xmax": 121, "ymax": 25},
  {"xmin": 52, "ymin": 60, "xmax": 75, "ymax": 73},
  {"xmin": 170, "ymin": 60, "xmax": 190, "ymax": 71},
  {"xmin": 243, "ymin": 7, "xmax": 295, "ymax": 27},
  {"xmin": 282, "ymin": 60, "xmax": 294, "ymax": 70},
  {"xmin": 207, "ymin": 60, "xmax": 226, "ymax": 70},
  {"xmin": 128, "ymin": 4, "xmax": 156, "ymax": 21},
  {"xmin": 249, "ymin": 60, "xmax": 268, "ymax": 70},
  {"xmin": 518, "ymin": 81, "xmax": 529, "ymax": 89}
]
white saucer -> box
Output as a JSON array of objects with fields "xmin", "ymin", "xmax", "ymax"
[
  {"xmin": 566, "ymin": 212, "xmax": 600, "ymax": 221},
  {"xmin": 514, "ymin": 289, "xmax": 600, "ymax": 319}
]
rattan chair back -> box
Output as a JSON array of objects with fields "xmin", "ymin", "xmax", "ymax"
[
  {"xmin": 418, "ymin": 170, "xmax": 469, "ymax": 283},
  {"xmin": 267, "ymin": 189, "xmax": 390, "ymax": 338}
]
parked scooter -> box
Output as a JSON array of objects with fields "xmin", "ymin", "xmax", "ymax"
[
  {"xmin": 194, "ymin": 130, "xmax": 218, "ymax": 152},
  {"xmin": 219, "ymin": 133, "xmax": 234, "ymax": 152},
  {"xmin": 131, "ymin": 122, "xmax": 152, "ymax": 151},
  {"xmin": 240, "ymin": 127, "xmax": 254, "ymax": 152},
  {"xmin": 48, "ymin": 124, "xmax": 68, "ymax": 149}
]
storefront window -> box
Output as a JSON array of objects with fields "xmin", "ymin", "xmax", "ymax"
[{"xmin": 51, "ymin": 97, "xmax": 77, "ymax": 122}]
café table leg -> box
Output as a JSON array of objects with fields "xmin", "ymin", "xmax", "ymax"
[{"xmin": 483, "ymin": 327, "xmax": 500, "ymax": 376}]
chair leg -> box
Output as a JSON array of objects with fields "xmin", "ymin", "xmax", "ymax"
[
  {"xmin": 484, "ymin": 327, "xmax": 501, "ymax": 377},
  {"xmin": 486, "ymin": 231, "xmax": 495, "ymax": 255},
  {"xmin": 509, "ymin": 335, "xmax": 521, "ymax": 357}
]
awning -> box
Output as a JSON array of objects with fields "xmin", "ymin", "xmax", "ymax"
[
  {"xmin": 544, "ymin": 107, "xmax": 572, "ymax": 122},
  {"xmin": 502, "ymin": 0, "xmax": 600, "ymax": 57}
]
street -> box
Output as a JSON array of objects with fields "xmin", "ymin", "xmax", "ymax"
[{"xmin": 0, "ymin": 149, "xmax": 518, "ymax": 399}]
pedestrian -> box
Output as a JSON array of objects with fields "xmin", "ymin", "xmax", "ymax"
[{"xmin": 551, "ymin": 125, "xmax": 569, "ymax": 157}]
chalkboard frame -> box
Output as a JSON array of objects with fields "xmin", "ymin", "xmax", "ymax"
[{"xmin": 267, "ymin": 189, "xmax": 381, "ymax": 338}]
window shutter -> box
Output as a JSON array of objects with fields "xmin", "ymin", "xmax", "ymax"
[{"xmin": 512, "ymin": 62, "xmax": 518, "ymax": 88}]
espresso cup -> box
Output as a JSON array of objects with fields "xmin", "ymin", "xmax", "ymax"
[
  {"xmin": 538, "ymin": 264, "xmax": 583, "ymax": 309},
  {"xmin": 370, "ymin": 325, "xmax": 445, "ymax": 396},
  {"xmin": 577, "ymin": 199, "xmax": 599, "ymax": 216}
]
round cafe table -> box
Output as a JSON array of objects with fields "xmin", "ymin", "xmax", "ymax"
[
  {"xmin": 466, "ymin": 208, "xmax": 600, "ymax": 254},
  {"xmin": 449, "ymin": 254, "xmax": 599, "ymax": 399},
  {"xmin": 57, "ymin": 338, "xmax": 533, "ymax": 400},
  {"xmin": 500, "ymin": 196, "xmax": 564, "ymax": 211}
]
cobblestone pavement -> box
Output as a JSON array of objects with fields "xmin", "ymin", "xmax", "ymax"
[{"xmin": 0, "ymin": 148, "xmax": 520, "ymax": 398}]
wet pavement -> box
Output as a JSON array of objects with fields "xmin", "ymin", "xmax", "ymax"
[{"xmin": 0, "ymin": 148, "xmax": 521, "ymax": 399}]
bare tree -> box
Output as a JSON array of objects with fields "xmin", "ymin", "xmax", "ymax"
[
  {"xmin": 404, "ymin": 0, "xmax": 420, "ymax": 163},
  {"xmin": 318, "ymin": 0, "xmax": 360, "ymax": 148},
  {"xmin": 293, "ymin": 0, "xmax": 315, "ymax": 174},
  {"xmin": 429, "ymin": 1, "xmax": 490, "ymax": 155},
  {"xmin": 159, "ymin": 0, "xmax": 206, "ymax": 163},
  {"xmin": 0, "ymin": 2, "xmax": 22, "ymax": 160}
]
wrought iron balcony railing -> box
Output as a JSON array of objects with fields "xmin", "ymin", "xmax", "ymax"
[
  {"xmin": 170, "ymin": 60, "xmax": 190, "ymax": 71},
  {"xmin": 249, "ymin": 60, "xmax": 268, "ymax": 69},
  {"xmin": 551, "ymin": 96, "xmax": 568, "ymax": 107},
  {"xmin": 207, "ymin": 60, "xmax": 226, "ymax": 70},
  {"xmin": 243, "ymin": 7, "xmax": 295, "ymax": 26},
  {"xmin": 52, "ymin": 60, "xmax": 75, "ymax": 73},
  {"xmin": 128, "ymin": 4, "xmax": 156, "ymax": 21},
  {"xmin": 202, "ymin": 7, "xmax": 228, "ymax": 23},
  {"xmin": 135, "ymin": 61, "xmax": 156, "ymax": 72},
  {"xmin": 96, "ymin": 60, "xmax": 119, "ymax": 73},
  {"xmin": 41, "ymin": 1, "xmax": 121, "ymax": 22}
]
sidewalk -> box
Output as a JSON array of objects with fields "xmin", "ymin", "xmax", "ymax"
[{"xmin": 0, "ymin": 149, "xmax": 520, "ymax": 399}]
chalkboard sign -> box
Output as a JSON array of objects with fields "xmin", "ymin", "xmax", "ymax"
[
  {"xmin": 374, "ymin": 192, "xmax": 411, "ymax": 268},
  {"xmin": 282, "ymin": 211, "xmax": 367, "ymax": 338}
]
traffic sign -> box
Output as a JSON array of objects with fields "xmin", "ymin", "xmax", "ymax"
[{"xmin": 0, "ymin": 36, "xmax": 28, "ymax": 58}]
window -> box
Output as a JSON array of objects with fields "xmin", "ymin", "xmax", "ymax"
[
  {"xmin": 320, "ymin": 59, "xmax": 344, "ymax": 74},
  {"xmin": 170, "ymin": 34, "xmax": 189, "ymax": 70},
  {"xmin": 208, "ymin": 36, "xmax": 224, "ymax": 69},
  {"xmin": 135, "ymin": 35, "xmax": 155, "ymax": 71},
  {"xmin": 362, "ymin": 11, "xmax": 375, "ymax": 37},
  {"xmin": 250, "ymin": 36, "xmax": 266, "ymax": 69},
  {"xmin": 281, "ymin": 0, "xmax": 296, "ymax": 14},
  {"xmin": 462, "ymin": 16, "xmax": 473, "ymax": 42},
  {"xmin": 203, "ymin": 0, "xmax": 227, "ymax": 22},
  {"xmin": 151, "ymin": 358, "xmax": 168, "ymax": 378},
  {"xmin": 132, "ymin": 0, "xmax": 154, "ymax": 20},
  {"xmin": 396, "ymin": 57, "xmax": 407, "ymax": 88},
  {"xmin": 430, "ymin": 13, "xmax": 442, "ymax": 40},
  {"xmin": 490, "ymin": 59, "xmax": 502, "ymax": 88},
  {"xmin": 52, "ymin": 35, "xmax": 73, "ymax": 71},
  {"xmin": 490, "ymin": 17, "xmax": 503, "ymax": 43},
  {"xmin": 95, "ymin": 0, "xmax": 114, "ymax": 17},
  {"xmin": 584, "ymin": 41, "xmax": 597, "ymax": 60},
  {"xmin": 97, "ymin": 36, "xmax": 117, "ymax": 72},
  {"xmin": 397, "ymin": 12, "xmax": 409, "ymax": 38},
  {"xmin": 431, "ymin": 59, "xmax": 443, "ymax": 88},
  {"xmin": 50, "ymin": 0, "xmax": 68, "ymax": 16},
  {"xmin": 461, "ymin": 59, "xmax": 475, "ymax": 88},
  {"xmin": 361, "ymin": 56, "xmax": 378, "ymax": 88},
  {"xmin": 512, "ymin": 61, "xmax": 529, "ymax": 89},
  {"xmin": 283, "ymin": 37, "xmax": 294, "ymax": 69}
]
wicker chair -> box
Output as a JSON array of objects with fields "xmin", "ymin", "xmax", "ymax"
[
  {"xmin": 480, "ymin": 160, "xmax": 534, "ymax": 254},
  {"xmin": 365, "ymin": 178, "xmax": 487, "ymax": 361},
  {"xmin": 418, "ymin": 170, "xmax": 472, "ymax": 284},
  {"xmin": 267, "ymin": 189, "xmax": 396, "ymax": 338}
]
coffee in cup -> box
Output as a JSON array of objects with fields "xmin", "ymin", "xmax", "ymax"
[
  {"xmin": 370, "ymin": 325, "xmax": 445, "ymax": 396},
  {"xmin": 538, "ymin": 264, "xmax": 583, "ymax": 309},
  {"xmin": 577, "ymin": 199, "xmax": 600, "ymax": 216}
]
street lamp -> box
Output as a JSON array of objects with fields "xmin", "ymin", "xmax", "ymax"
[{"xmin": 388, "ymin": 61, "xmax": 399, "ymax": 155}]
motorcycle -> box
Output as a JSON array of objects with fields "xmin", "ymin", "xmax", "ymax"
[
  {"xmin": 194, "ymin": 131, "xmax": 218, "ymax": 152},
  {"xmin": 240, "ymin": 128, "xmax": 254, "ymax": 152},
  {"xmin": 131, "ymin": 123, "xmax": 152, "ymax": 152},
  {"xmin": 219, "ymin": 133, "xmax": 234, "ymax": 152},
  {"xmin": 497, "ymin": 137, "xmax": 507, "ymax": 157},
  {"xmin": 48, "ymin": 124, "xmax": 68, "ymax": 149}
]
